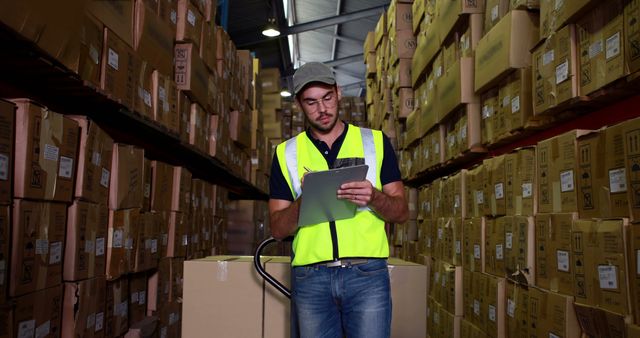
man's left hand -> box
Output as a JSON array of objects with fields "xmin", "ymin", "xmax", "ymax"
[{"xmin": 337, "ymin": 180, "xmax": 376, "ymax": 207}]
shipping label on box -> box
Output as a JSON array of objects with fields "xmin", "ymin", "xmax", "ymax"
[
  {"xmin": 62, "ymin": 277, "xmax": 106, "ymax": 338},
  {"xmin": 13, "ymin": 99, "xmax": 80, "ymax": 202},
  {"xmin": 11, "ymin": 200, "xmax": 66, "ymax": 297},
  {"xmin": 64, "ymin": 201, "xmax": 108, "ymax": 281},
  {"xmin": 176, "ymin": 0, "xmax": 203, "ymax": 47}
]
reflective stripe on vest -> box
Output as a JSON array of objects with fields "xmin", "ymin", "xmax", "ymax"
[{"xmin": 284, "ymin": 127, "xmax": 378, "ymax": 198}]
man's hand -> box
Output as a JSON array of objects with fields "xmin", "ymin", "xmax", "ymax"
[{"xmin": 337, "ymin": 180, "xmax": 376, "ymax": 207}]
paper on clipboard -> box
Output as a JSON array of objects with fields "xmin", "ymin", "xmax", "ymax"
[{"xmin": 298, "ymin": 164, "xmax": 369, "ymax": 226}]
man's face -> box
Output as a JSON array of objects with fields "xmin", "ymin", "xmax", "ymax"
[{"xmin": 297, "ymin": 83, "xmax": 341, "ymax": 133}]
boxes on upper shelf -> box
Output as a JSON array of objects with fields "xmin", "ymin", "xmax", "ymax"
[
  {"xmin": 135, "ymin": 0, "xmax": 175, "ymax": 75},
  {"xmin": 101, "ymin": 27, "xmax": 138, "ymax": 110},
  {"xmin": 175, "ymin": 42, "xmax": 209, "ymax": 108},
  {"xmin": 13, "ymin": 99, "xmax": 80, "ymax": 203}
]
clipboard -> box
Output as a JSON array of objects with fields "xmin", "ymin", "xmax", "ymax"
[{"xmin": 298, "ymin": 164, "xmax": 369, "ymax": 227}]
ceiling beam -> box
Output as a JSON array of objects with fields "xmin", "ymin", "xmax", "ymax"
[
  {"xmin": 282, "ymin": 5, "xmax": 386, "ymax": 35},
  {"xmin": 324, "ymin": 54, "xmax": 363, "ymax": 67},
  {"xmin": 333, "ymin": 67, "xmax": 362, "ymax": 80},
  {"xmin": 314, "ymin": 30, "xmax": 364, "ymax": 46},
  {"xmin": 340, "ymin": 80, "xmax": 366, "ymax": 91}
]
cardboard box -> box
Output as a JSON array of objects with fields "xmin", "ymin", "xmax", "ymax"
[
  {"xmin": 125, "ymin": 316, "xmax": 159, "ymax": 338},
  {"xmin": 625, "ymin": 0, "xmax": 640, "ymax": 74},
  {"xmin": 182, "ymin": 256, "xmax": 265, "ymax": 338},
  {"xmin": 624, "ymin": 118, "xmax": 640, "ymax": 223},
  {"xmin": 64, "ymin": 201, "xmax": 108, "ymax": 281},
  {"xmin": 484, "ymin": 0, "xmax": 509, "ymax": 34},
  {"xmin": 158, "ymin": 301, "xmax": 182, "ymax": 338},
  {"xmin": 501, "ymin": 68, "xmax": 534, "ymax": 133},
  {"xmin": 260, "ymin": 68, "xmax": 281, "ymax": 94},
  {"xmin": 262, "ymin": 257, "xmax": 291, "ymax": 338},
  {"xmin": 532, "ymin": 24, "xmax": 580, "ymax": 115},
  {"xmin": 572, "ymin": 219, "xmax": 632, "ymax": 316},
  {"xmin": 171, "ymin": 167, "xmax": 192, "ymax": 212},
  {"xmin": 0, "ymin": 99, "xmax": 14, "ymax": 205},
  {"xmin": 484, "ymin": 273, "xmax": 506, "ymax": 338},
  {"xmin": 151, "ymin": 161, "xmax": 174, "ymax": 212},
  {"xmin": 13, "ymin": 99, "xmax": 80, "ymax": 202},
  {"xmin": 485, "ymin": 216, "xmax": 506, "ymax": 277},
  {"xmin": 487, "ymin": 156, "xmax": 507, "ymax": 217},
  {"xmin": 87, "ymin": 0, "xmax": 135, "ymax": 47},
  {"xmin": 106, "ymin": 208, "xmax": 140, "ymax": 280},
  {"xmin": 463, "ymin": 217, "xmax": 485, "ymax": 273},
  {"xmin": 101, "ymin": 27, "xmax": 137, "ymax": 110},
  {"xmin": 153, "ymin": 71, "xmax": 180, "ymax": 134},
  {"xmin": 176, "ymin": 0, "xmax": 203, "ymax": 47},
  {"xmin": 189, "ymin": 102, "xmax": 209, "ymax": 152},
  {"xmin": 10, "ymin": 200, "xmax": 66, "ymax": 297},
  {"xmin": 134, "ymin": 1, "xmax": 175, "ymax": 75},
  {"xmin": 535, "ymin": 213, "xmax": 576, "ymax": 296},
  {"xmin": 70, "ymin": 116, "xmax": 114, "ymax": 205},
  {"xmin": 143, "ymin": 158, "xmax": 152, "ymax": 212},
  {"xmin": 134, "ymin": 60, "xmax": 154, "ymax": 119},
  {"xmin": 537, "ymin": 130, "xmax": 593, "ymax": 214},
  {"xmin": 175, "ymin": 42, "xmax": 209, "ymax": 108},
  {"xmin": 167, "ymin": 212, "xmax": 189, "ymax": 257},
  {"xmin": 7, "ymin": 285, "xmax": 63, "ymax": 338},
  {"xmin": 466, "ymin": 164, "xmax": 488, "ymax": 218},
  {"xmin": 106, "ymin": 277, "xmax": 130, "ymax": 337},
  {"xmin": 511, "ymin": 147, "xmax": 536, "ymax": 216},
  {"xmin": 201, "ymin": 21, "xmax": 218, "ymax": 72},
  {"xmin": 229, "ymin": 110, "xmax": 252, "ymax": 149},
  {"xmin": 109, "ymin": 144, "xmax": 144, "ymax": 210},
  {"xmin": 577, "ymin": 0, "xmax": 627, "ymax": 96},
  {"xmin": 436, "ymin": 0, "xmax": 485, "ymax": 43},
  {"xmin": 481, "ymin": 89, "xmax": 500, "ymax": 145},
  {"xmin": 62, "ymin": 277, "xmax": 107, "ymax": 338},
  {"xmin": 129, "ymin": 273, "xmax": 149, "ymax": 324},
  {"xmin": 533, "ymin": 288, "xmax": 582, "ymax": 338},
  {"xmin": 506, "ymin": 282, "xmax": 530, "ymax": 338},
  {"xmin": 0, "ymin": 205, "xmax": 9, "ymax": 303},
  {"xmin": 540, "ymin": 0, "xmax": 595, "ymax": 39},
  {"xmin": 604, "ymin": 122, "xmax": 632, "ymax": 219},
  {"xmin": 504, "ymin": 216, "xmax": 535, "ymax": 285},
  {"xmin": 474, "ymin": 10, "xmax": 539, "ymax": 92},
  {"xmin": 134, "ymin": 213, "xmax": 161, "ymax": 272},
  {"xmin": 574, "ymin": 303, "xmax": 628, "ymax": 338}
]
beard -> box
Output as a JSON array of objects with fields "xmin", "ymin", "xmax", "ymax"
[{"xmin": 307, "ymin": 112, "xmax": 338, "ymax": 133}]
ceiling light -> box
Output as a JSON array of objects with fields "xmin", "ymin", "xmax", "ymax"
[
  {"xmin": 262, "ymin": 18, "xmax": 280, "ymax": 37},
  {"xmin": 280, "ymin": 89, "xmax": 292, "ymax": 97}
]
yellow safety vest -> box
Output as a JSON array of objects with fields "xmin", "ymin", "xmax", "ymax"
[{"xmin": 276, "ymin": 124, "xmax": 388, "ymax": 266}]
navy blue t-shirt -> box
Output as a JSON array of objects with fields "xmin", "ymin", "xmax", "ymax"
[{"xmin": 269, "ymin": 123, "xmax": 402, "ymax": 201}]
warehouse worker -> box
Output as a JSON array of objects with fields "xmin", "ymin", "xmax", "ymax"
[{"xmin": 268, "ymin": 62, "xmax": 409, "ymax": 338}]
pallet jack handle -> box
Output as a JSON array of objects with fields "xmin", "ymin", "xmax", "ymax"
[{"xmin": 254, "ymin": 236, "xmax": 292, "ymax": 299}]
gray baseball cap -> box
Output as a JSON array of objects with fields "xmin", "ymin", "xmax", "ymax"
[{"xmin": 293, "ymin": 62, "xmax": 336, "ymax": 95}]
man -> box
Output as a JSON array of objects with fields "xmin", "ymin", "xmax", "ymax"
[{"xmin": 268, "ymin": 62, "xmax": 408, "ymax": 338}]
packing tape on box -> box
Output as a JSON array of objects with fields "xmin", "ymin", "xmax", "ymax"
[{"xmin": 216, "ymin": 261, "xmax": 228, "ymax": 281}]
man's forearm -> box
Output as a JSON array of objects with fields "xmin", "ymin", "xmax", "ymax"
[
  {"xmin": 370, "ymin": 189, "xmax": 409, "ymax": 224},
  {"xmin": 270, "ymin": 199, "xmax": 301, "ymax": 239}
]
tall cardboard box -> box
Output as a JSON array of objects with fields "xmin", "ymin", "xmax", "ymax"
[
  {"xmin": 87, "ymin": 0, "xmax": 135, "ymax": 47},
  {"xmin": 151, "ymin": 161, "xmax": 174, "ymax": 212},
  {"xmin": 106, "ymin": 208, "xmax": 140, "ymax": 280},
  {"xmin": 189, "ymin": 102, "xmax": 209, "ymax": 152},
  {"xmin": 171, "ymin": 167, "xmax": 192, "ymax": 212},
  {"xmin": 134, "ymin": 213, "xmax": 161, "ymax": 272},
  {"xmin": 134, "ymin": 1, "xmax": 175, "ymax": 75},
  {"xmin": 512, "ymin": 147, "xmax": 536, "ymax": 216},
  {"xmin": 143, "ymin": 158, "xmax": 152, "ymax": 212},
  {"xmin": 167, "ymin": 212, "xmax": 189, "ymax": 257},
  {"xmin": 109, "ymin": 144, "xmax": 145, "ymax": 210},
  {"xmin": 485, "ymin": 216, "xmax": 506, "ymax": 277},
  {"xmin": 70, "ymin": 116, "xmax": 114, "ymax": 205},
  {"xmin": 535, "ymin": 213, "xmax": 576, "ymax": 296},
  {"xmin": 0, "ymin": 99, "xmax": 14, "ymax": 204},
  {"xmin": 532, "ymin": 24, "xmax": 580, "ymax": 115},
  {"xmin": 537, "ymin": 130, "xmax": 593, "ymax": 214},
  {"xmin": 475, "ymin": 10, "xmax": 539, "ymax": 92},
  {"xmin": 10, "ymin": 200, "xmax": 66, "ymax": 297},
  {"xmin": 577, "ymin": 0, "xmax": 627, "ymax": 95},
  {"xmin": 175, "ymin": 42, "xmax": 209, "ymax": 108},
  {"xmin": 625, "ymin": 0, "xmax": 640, "ymax": 74},
  {"xmin": 504, "ymin": 216, "xmax": 535, "ymax": 285},
  {"xmin": 506, "ymin": 282, "xmax": 530, "ymax": 338},
  {"xmin": 62, "ymin": 277, "xmax": 107, "ymax": 338},
  {"xmin": 539, "ymin": 0, "xmax": 594, "ymax": 39},
  {"xmin": 129, "ymin": 273, "xmax": 149, "ymax": 324},
  {"xmin": 64, "ymin": 201, "xmax": 108, "ymax": 281},
  {"xmin": 101, "ymin": 27, "xmax": 137, "ymax": 110},
  {"xmin": 7, "ymin": 285, "xmax": 63, "ymax": 338},
  {"xmin": 153, "ymin": 71, "xmax": 180, "ymax": 134},
  {"xmin": 0, "ymin": 206, "xmax": 9, "ymax": 303},
  {"xmin": 263, "ymin": 257, "xmax": 291, "ymax": 338},
  {"xmin": 106, "ymin": 277, "xmax": 130, "ymax": 337},
  {"xmin": 13, "ymin": 99, "xmax": 80, "ymax": 202},
  {"xmin": 182, "ymin": 257, "xmax": 265, "ymax": 338},
  {"xmin": 176, "ymin": 0, "xmax": 203, "ymax": 47},
  {"xmin": 534, "ymin": 288, "xmax": 582, "ymax": 338},
  {"xmin": 463, "ymin": 217, "xmax": 485, "ymax": 272},
  {"xmin": 572, "ymin": 219, "xmax": 632, "ymax": 317}
]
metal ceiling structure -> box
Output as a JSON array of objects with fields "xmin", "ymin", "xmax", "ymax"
[{"xmin": 226, "ymin": 0, "xmax": 389, "ymax": 97}]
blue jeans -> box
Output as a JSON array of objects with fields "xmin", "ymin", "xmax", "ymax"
[{"xmin": 292, "ymin": 259, "xmax": 391, "ymax": 338}]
